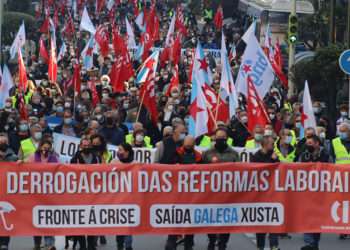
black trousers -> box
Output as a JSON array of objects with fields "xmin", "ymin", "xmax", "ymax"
[
  {"xmin": 208, "ymin": 234, "xmax": 230, "ymax": 250},
  {"xmin": 74, "ymin": 236, "xmax": 97, "ymax": 250},
  {"xmin": 0, "ymin": 237, "xmax": 9, "ymax": 247},
  {"xmin": 165, "ymin": 234, "xmax": 194, "ymax": 250}
]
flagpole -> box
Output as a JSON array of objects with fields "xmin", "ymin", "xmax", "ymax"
[
  {"xmin": 214, "ymin": 92, "xmax": 221, "ymax": 123},
  {"xmin": 135, "ymin": 90, "xmax": 146, "ymax": 123}
]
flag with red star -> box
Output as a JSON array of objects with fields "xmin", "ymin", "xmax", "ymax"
[
  {"xmin": 136, "ymin": 50, "xmax": 159, "ymax": 84},
  {"xmin": 236, "ymin": 25, "xmax": 274, "ymax": 99},
  {"xmin": 81, "ymin": 36, "xmax": 96, "ymax": 70}
]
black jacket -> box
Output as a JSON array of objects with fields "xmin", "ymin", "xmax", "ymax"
[{"xmin": 252, "ymin": 150, "xmax": 279, "ymax": 163}]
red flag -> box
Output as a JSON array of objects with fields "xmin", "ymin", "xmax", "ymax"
[
  {"xmin": 39, "ymin": 17, "xmax": 50, "ymax": 33},
  {"xmin": 171, "ymin": 34, "xmax": 182, "ymax": 65},
  {"xmin": 48, "ymin": 38, "xmax": 57, "ymax": 83},
  {"xmin": 95, "ymin": 25, "xmax": 110, "ymax": 57},
  {"xmin": 140, "ymin": 70, "xmax": 158, "ymax": 125},
  {"xmin": 112, "ymin": 26, "xmax": 124, "ymax": 56},
  {"xmin": 18, "ymin": 94, "xmax": 28, "ymax": 120},
  {"xmin": 96, "ymin": 0, "xmax": 106, "ymax": 14},
  {"xmin": 109, "ymin": 59, "xmax": 125, "ymax": 93},
  {"xmin": 247, "ymin": 76, "xmax": 270, "ymax": 133},
  {"xmin": 72, "ymin": 63, "xmax": 81, "ymax": 93},
  {"xmin": 271, "ymin": 62, "xmax": 288, "ymax": 88},
  {"xmin": 39, "ymin": 37, "xmax": 49, "ymax": 62},
  {"xmin": 53, "ymin": 9, "xmax": 59, "ymax": 28},
  {"xmin": 159, "ymin": 47, "xmax": 170, "ymax": 67},
  {"xmin": 175, "ymin": 6, "xmax": 187, "ymax": 35},
  {"xmin": 214, "ymin": 5, "xmax": 224, "ymax": 30},
  {"xmin": 274, "ymin": 39, "xmax": 283, "ymax": 70},
  {"xmin": 165, "ymin": 65, "xmax": 179, "ymax": 97},
  {"xmin": 63, "ymin": 13, "xmax": 75, "ymax": 38},
  {"xmin": 18, "ymin": 49, "xmax": 28, "ymax": 92},
  {"xmin": 89, "ymin": 80, "xmax": 100, "ymax": 107}
]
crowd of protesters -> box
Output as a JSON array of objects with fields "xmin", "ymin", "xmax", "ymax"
[{"xmin": 0, "ymin": 0, "xmax": 349, "ymax": 250}]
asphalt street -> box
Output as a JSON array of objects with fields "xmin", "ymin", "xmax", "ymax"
[{"xmin": 8, "ymin": 233, "xmax": 350, "ymax": 250}]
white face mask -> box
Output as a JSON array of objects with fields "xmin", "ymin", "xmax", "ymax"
[
  {"xmin": 135, "ymin": 134, "xmax": 144, "ymax": 143},
  {"xmin": 341, "ymin": 111, "xmax": 348, "ymax": 117},
  {"xmin": 264, "ymin": 130, "xmax": 273, "ymax": 136},
  {"xmin": 241, "ymin": 116, "xmax": 248, "ymax": 123},
  {"xmin": 168, "ymin": 105, "xmax": 174, "ymax": 112},
  {"xmin": 319, "ymin": 132, "xmax": 326, "ymax": 139}
]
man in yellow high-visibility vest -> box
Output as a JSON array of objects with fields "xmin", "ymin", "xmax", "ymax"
[
  {"xmin": 18, "ymin": 124, "xmax": 43, "ymax": 161},
  {"xmin": 331, "ymin": 122, "xmax": 350, "ymax": 164}
]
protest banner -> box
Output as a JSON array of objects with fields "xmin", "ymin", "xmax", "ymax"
[
  {"xmin": 53, "ymin": 133, "xmax": 156, "ymax": 163},
  {"xmin": 1, "ymin": 162, "xmax": 350, "ymax": 236}
]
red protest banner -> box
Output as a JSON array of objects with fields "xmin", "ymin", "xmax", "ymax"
[{"xmin": 0, "ymin": 162, "xmax": 350, "ymax": 236}]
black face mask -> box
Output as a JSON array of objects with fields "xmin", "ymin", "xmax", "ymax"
[
  {"xmin": 106, "ymin": 117, "xmax": 114, "ymax": 125},
  {"xmin": 215, "ymin": 139, "xmax": 228, "ymax": 153},
  {"xmin": 184, "ymin": 147, "xmax": 194, "ymax": 153},
  {"xmin": 0, "ymin": 144, "xmax": 8, "ymax": 152},
  {"xmin": 92, "ymin": 145, "xmax": 104, "ymax": 152},
  {"xmin": 306, "ymin": 145, "xmax": 315, "ymax": 153}
]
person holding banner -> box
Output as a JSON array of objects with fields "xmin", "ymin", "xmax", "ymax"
[
  {"xmin": 202, "ymin": 127, "xmax": 239, "ymax": 250},
  {"xmin": 175, "ymin": 135, "xmax": 202, "ymax": 250},
  {"xmin": 114, "ymin": 143, "xmax": 134, "ymax": 250},
  {"xmin": 251, "ymin": 135, "xmax": 280, "ymax": 250},
  {"xmin": 90, "ymin": 134, "xmax": 112, "ymax": 163},
  {"xmin": 70, "ymin": 137, "xmax": 101, "ymax": 250},
  {"xmin": 27, "ymin": 139, "xmax": 58, "ymax": 250},
  {"xmin": 298, "ymin": 135, "xmax": 331, "ymax": 250}
]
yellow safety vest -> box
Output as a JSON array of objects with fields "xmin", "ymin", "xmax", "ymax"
[
  {"xmin": 20, "ymin": 138, "xmax": 37, "ymax": 160},
  {"xmin": 204, "ymin": 9, "xmax": 213, "ymax": 20},
  {"xmin": 199, "ymin": 135, "xmax": 233, "ymax": 148},
  {"xmin": 102, "ymin": 151, "xmax": 113, "ymax": 163},
  {"xmin": 11, "ymin": 92, "xmax": 33, "ymax": 108},
  {"xmin": 125, "ymin": 134, "xmax": 153, "ymax": 148},
  {"xmin": 245, "ymin": 139, "xmax": 257, "ymax": 149},
  {"xmin": 290, "ymin": 130, "xmax": 297, "ymax": 146},
  {"xmin": 332, "ymin": 137, "xmax": 350, "ymax": 164},
  {"xmin": 274, "ymin": 143, "xmax": 295, "ymax": 163}
]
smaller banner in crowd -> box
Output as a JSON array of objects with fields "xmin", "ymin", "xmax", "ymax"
[
  {"xmin": 1, "ymin": 163, "xmax": 350, "ymax": 235},
  {"xmin": 53, "ymin": 134, "xmax": 257, "ymax": 164}
]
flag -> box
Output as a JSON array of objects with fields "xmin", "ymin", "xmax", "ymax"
[
  {"xmin": 96, "ymin": 0, "xmax": 106, "ymax": 14},
  {"xmin": 247, "ymin": 76, "xmax": 270, "ymax": 133},
  {"xmin": 57, "ymin": 42, "xmax": 67, "ymax": 62},
  {"xmin": 171, "ymin": 34, "xmax": 182, "ymax": 66},
  {"xmin": 48, "ymin": 38, "xmax": 57, "ymax": 83},
  {"xmin": 63, "ymin": 12, "xmax": 75, "ymax": 38},
  {"xmin": 53, "ymin": 9, "xmax": 59, "ymax": 28},
  {"xmin": 49, "ymin": 18, "xmax": 57, "ymax": 48},
  {"xmin": 165, "ymin": 13, "xmax": 176, "ymax": 46},
  {"xmin": 214, "ymin": 5, "xmax": 223, "ymax": 30},
  {"xmin": 242, "ymin": 20, "xmax": 256, "ymax": 43},
  {"xmin": 95, "ymin": 25, "xmax": 110, "ymax": 57},
  {"xmin": 136, "ymin": 50, "xmax": 159, "ymax": 84},
  {"xmin": 88, "ymin": 80, "xmax": 100, "ymax": 107},
  {"xmin": 189, "ymin": 75, "xmax": 209, "ymax": 138},
  {"xmin": 10, "ymin": 22, "xmax": 26, "ymax": 59},
  {"xmin": 80, "ymin": 6, "xmax": 96, "ymax": 34},
  {"xmin": 189, "ymin": 43, "xmax": 211, "ymax": 137},
  {"xmin": 125, "ymin": 17, "xmax": 137, "ymax": 49},
  {"xmin": 271, "ymin": 38, "xmax": 288, "ymax": 88},
  {"xmin": 0, "ymin": 65, "xmax": 14, "ymax": 108},
  {"xmin": 18, "ymin": 49, "xmax": 27, "ymax": 92},
  {"xmin": 220, "ymin": 32, "xmax": 238, "ymax": 119},
  {"xmin": 72, "ymin": 63, "xmax": 81, "ymax": 93},
  {"xmin": 107, "ymin": 0, "xmax": 115, "ymax": 10},
  {"xmin": 236, "ymin": 26, "xmax": 275, "ymax": 99},
  {"xmin": 18, "ymin": 94, "xmax": 28, "ymax": 120},
  {"xmin": 39, "ymin": 17, "xmax": 50, "ymax": 33},
  {"xmin": 135, "ymin": 12, "xmax": 146, "ymax": 32},
  {"xmin": 165, "ymin": 65, "xmax": 179, "ymax": 97},
  {"xmin": 140, "ymin": 70, "xmax": 158, "ymax": 125},
  {"xmin": 81, "ymin": 36, "xmax": 96, "ymax": 70},
  {"xmin": 39, "ymin": 37, "xmax": 49, "ymax": 63},
  {"xmin": 302, "ymin": 80, "xmax": 317, "ymax": 130},
  {"xmin": 175, "ymin": 6, "xmax": 187, "ymax": 35},
  {"xmin": 263, "ymin": 24, "xmax": 274, "ymax": 61},
  {"xmin": 228, "ymin": 45, "xmax": 236, "ymax": 63},
  {"xmin": 274, "ymin": 38, "xmax": 283, "ymax": 70}
]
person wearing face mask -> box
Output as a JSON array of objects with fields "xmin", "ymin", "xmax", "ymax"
[
  {"xmin": 90, "ymin": 134, "xmax": 112, "ymax": 164},
  {"xmin": 197, "ymin": 122, "xmax": 233, "ymax": 148},
  {"xmin": 8, "ymin": 120, "xmax": 30, "ymax": 154},
  {"xmin": 336, "ymin": 104, "xmax": 350, "ymax": 130},
  {"xmin": 53, "ymin": 110, "xmax": 78, "ymax": 137},
  {"xmin": 298, "ymin": 135, "xmax": 330, "ymax": 250},
  {"xmin": 71, "ymin": 138, "xmax": 101, "ymax": 250},
  {"xmin": 18, "ymin": 124, "xmax": 43, "ymax": 161},
  {"xmin": 30, "ymin": 93, "xmax": 45, "ymax": 115},
  {"xmin": 99, "ymin": 111, "xmax": 125, "ymax": 146},
  {"xmin": 111, "ymin": 143, "xmax": 134, "ymax": 250},
  {"xmin": 295, "ymin": 127, "xmax": 316, "ymax": 160},
  {"xmin": 267, "ymin": 106, "xmax": 282, "ymax": 134},
  {"xmin": 331, "ymin": 122, "xmax": 350, "ymax": 164},
  {"xmin": 202, "ymin": 128, "xmax": 239, "ymax": 250},
  {"xmin": 274, "ymin": 129, "xmax": 296, "ymax": 163},
  {"xmin": 131, "ymin": 129, "xmax": 152, "ymax": 148},
  {"xmin": 125, "ymin": 122, "xmax": 153, "ymax": 148},
  {"xmin": 245, "ymin": 125, "xmax": 264, "ymax": 149},
  {"xmin": 229, "ymin": 110, "xmax": 250, "ymax": 147},
  {"xmin": 27, "ymin": 139, "xmax": 58, "ymax": 250},
  {"xmin": 251, "ymin": 136, "xmax": 280, "ymax": 250}
]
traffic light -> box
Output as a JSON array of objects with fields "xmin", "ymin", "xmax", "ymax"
[{"xmin": 288, "ymin": 15, "xmax": 298, "ymax": 44}]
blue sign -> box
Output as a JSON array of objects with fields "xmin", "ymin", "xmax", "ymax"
[{"xmin": 339, "ymin": 50, "xmax": 350, "ymax": 75}]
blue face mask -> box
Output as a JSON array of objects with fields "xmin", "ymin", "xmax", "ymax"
[
  {"xmin": 285, "ymin": 136, "xmax": 293, "ymax": 145},
  {"xmin": 339, "ymin": 132, "xmax": 348, "ymax": 140}
]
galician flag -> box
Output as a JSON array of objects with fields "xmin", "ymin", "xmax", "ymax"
[
  {"xmin": 136, "ymin": 50, "xmax": 159, "ymax": 84},
  {"xmin": 10, "ymin": 22, "xmax": 26, "ymax": 59},
  {"xmin": 302, "ymin": 80, "xmax": 317, "ymax": 130}
]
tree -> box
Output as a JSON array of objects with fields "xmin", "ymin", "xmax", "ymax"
[
  {"xmin": 5, "ymin": 0, "xmax": 32, "ymax": 14},
  {"xmin": 292, "ymin": 44, "xmax": 346, "ymax": 131}
]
